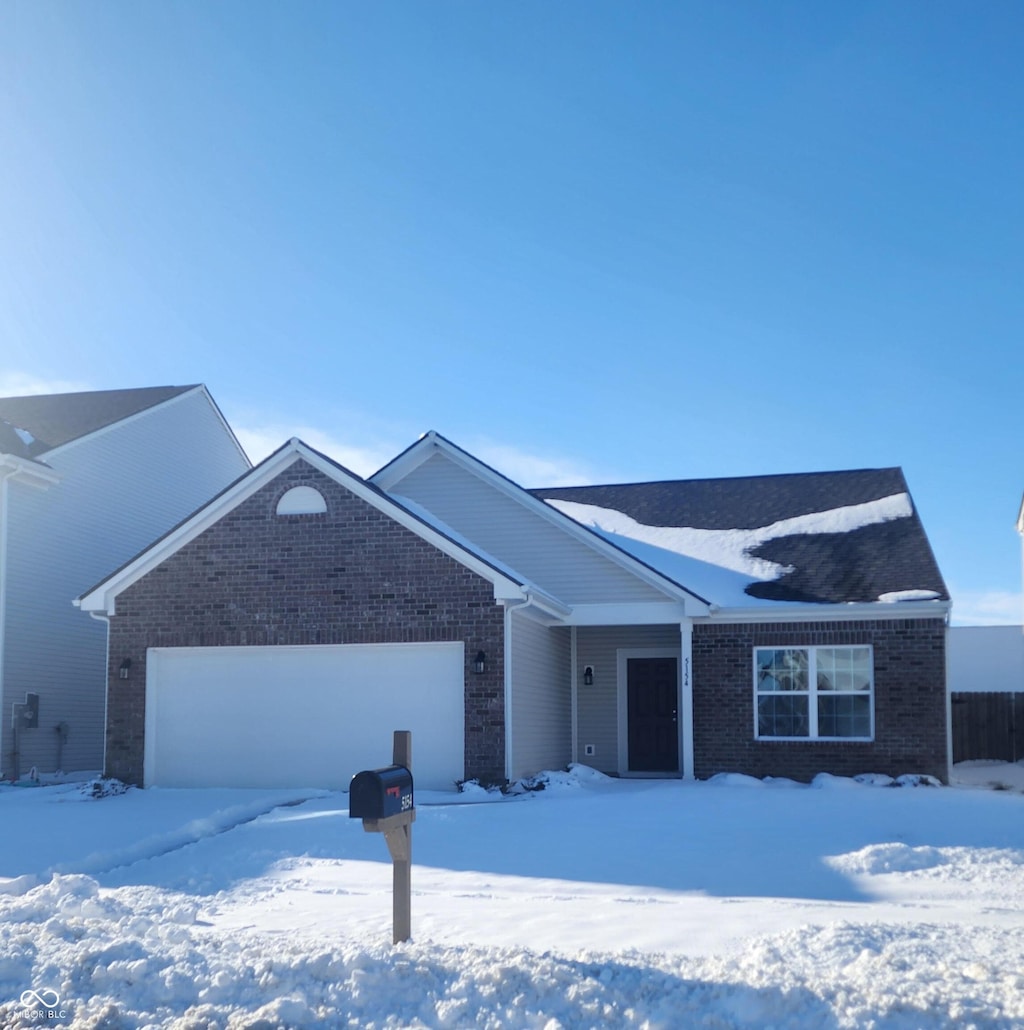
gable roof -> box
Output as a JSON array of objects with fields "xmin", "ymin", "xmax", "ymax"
[
  {"xmin": 371, "ymin": 430, "xmax": 713, "ymax": 612},
  {"xmin": 535, "ymin": 469, "xmax": 950, "ymax": 607},
  {"xmin": 0, "ymin": 385, "xmax": 198, "ymax": 458},
  {"xmin": 76, "ymin": 438, "xmax": 566, "ymax": 618}
]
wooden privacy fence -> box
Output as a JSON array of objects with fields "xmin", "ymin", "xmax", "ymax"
[{"xmin": 951, "ymin": 692, "xmax": 1024, "ymax": 763}]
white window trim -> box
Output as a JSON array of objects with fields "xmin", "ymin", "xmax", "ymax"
[{"xmin": 752, "ymin": 645, "xmax": 875, "ymax": 742}]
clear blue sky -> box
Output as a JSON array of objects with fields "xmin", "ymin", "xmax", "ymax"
[{"xmin": 2, "ymin": 2, "xmax": 1021, "ymax": 624}]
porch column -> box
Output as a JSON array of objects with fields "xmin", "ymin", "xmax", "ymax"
[
  {"xmin": 680, "ymin": 621, "xmax": 695, "ymax": 779},
  {"xmin": 570, "ymin": 626, "xmax": 579, "ymax": 765}
]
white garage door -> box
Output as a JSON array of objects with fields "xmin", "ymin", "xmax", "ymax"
[{"xmin": 144, "ymin": 642, "xmax": 465, "ymax": 790}]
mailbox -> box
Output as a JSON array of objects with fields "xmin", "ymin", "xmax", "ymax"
[{"xmin": 349, "ymin": 765, "xmax": 414, "ymax": 820}]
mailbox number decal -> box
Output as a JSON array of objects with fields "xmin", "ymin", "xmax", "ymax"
[{"xmin": 386, "ymin": 784, "xmax": 413, "ymax": 812}]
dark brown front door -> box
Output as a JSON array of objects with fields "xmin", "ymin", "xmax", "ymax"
[{"xmin": 627, "ymin": 657, "xmax": 679, "ymax": 772}]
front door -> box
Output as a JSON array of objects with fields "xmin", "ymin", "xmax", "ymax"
[{"xmin": 626, "ymin": 657, "xmax": 679, "ymax": 772}]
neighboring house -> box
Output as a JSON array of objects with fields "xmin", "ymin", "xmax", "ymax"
[
  {"xmin": 947, "ymin": 625, "xmax": 1024, "ymax": 763},
  {"xmin": 948, "ymin": 492, "xmax": 1024, "ymax": 764},
  {"xmin": 947, "ymin": 626, "xmax": 1024, "ymax": 695},
  {"xmin": 77, "ymin": 432, "xmax": 950, "ymax": 791},
  {"xmin": 1019, "ymin": 493, "xmax": 1024, "ymax": 622},
  {"xmin": 0, "ymin": 386, "xmax": 251, "ymax": 778}
]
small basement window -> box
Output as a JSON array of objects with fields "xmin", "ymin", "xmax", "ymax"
[
  {"xmin": 754, "ymin": 646, "xmax": 873, "ymax": 740},
  {"xmin": 276, "ymin": 485, "xmax": 327, "ymax": 515}
]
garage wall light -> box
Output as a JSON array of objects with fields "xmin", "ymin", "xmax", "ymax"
[
  {"xmin": 583, "ymin": 665, "xmax": 594, "ymax": 686},
  {"xmin": 119, "ymin": 658, "xmax": 132, "ymax": 680},
  {"xmin": 473, "ymin": 651, "xmax": 486, "ymax": 675}
]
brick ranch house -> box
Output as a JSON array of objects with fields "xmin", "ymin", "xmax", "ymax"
[{"xmin": 76, "ymin": 433, "xmax": 950, "ymax": 790}]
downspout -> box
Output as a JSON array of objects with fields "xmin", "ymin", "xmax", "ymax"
[
  {"xmin": 89, "ymin": 611, "xmax": 112, "ymax": 778},
  {"xmin": 502, "ymin": 593, "xmax": 533, "ymax": 783}
]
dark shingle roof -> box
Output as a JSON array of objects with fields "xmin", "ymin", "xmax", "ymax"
[
  {"xmin": 0, "ymin": 385, "xmax": 197, "ymax": 456},
  {"xmin": 534, "ymin": 469, "xmax": 949, "ymax": 606}
]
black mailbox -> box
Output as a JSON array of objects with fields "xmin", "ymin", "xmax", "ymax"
[{"xmin": 349, "ymin": 765, "xmax": 414, "ymax": 820}]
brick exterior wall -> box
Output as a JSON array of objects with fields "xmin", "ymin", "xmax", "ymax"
[
  {"xmin": 692, "ymin": 618, "xmax": 948, "ymax": 782},
  {"xmin": 104, "ymin": 460, "xmax": 506, "ymax": 786}
]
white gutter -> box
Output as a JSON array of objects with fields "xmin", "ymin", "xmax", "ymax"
[
  {"xmin": 704, "ymin": 600, "xmax": 952, "ymax": 624},
  {"xmin": 0, "ymin": 452, "xmax": 61, "ymax": 488}
]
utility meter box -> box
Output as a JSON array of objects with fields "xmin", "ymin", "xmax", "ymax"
[
  {"xmin": 14, "ymin": 692, "xmax": 39, "ymax": 729},
  {"xmin": 349, "ymin": 765, "xmax": 414, "ymax": 820}
]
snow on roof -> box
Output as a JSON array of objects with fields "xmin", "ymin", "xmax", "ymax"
[
  {"xmin": 877, "ymin": 589, "xmax": 942, "ymax": 603},
  {"xmin": 546, "ymin": 493, "xmax": 916, "ymax": 605}
]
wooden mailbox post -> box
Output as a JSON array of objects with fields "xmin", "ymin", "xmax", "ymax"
[{"xmin": 349, "ymin": 730, "xmax": 415, "ymax": 944}]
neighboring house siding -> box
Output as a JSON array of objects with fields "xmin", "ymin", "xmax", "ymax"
[
  {"xmin": 576, "ymin": 624, "xmax": 681, "ymax": 774},
  {"xmin": 947, "ymin": 625, "xmax": 1024, "ymax": 693},
  {"xmin": 691, "ymin": 618, "xmax": 948, "ymax": 782},
  {"xmin": 389, "ymin": 453, "xmax": 668, "ymax": 605},
  {"xmin": 104, "ymin": 461, "xmax": 506, "ymax": 786},
  {"xmin": 509, "ymin": 614, "xmax": 571, "ymax": 780},
  {"xmin": 1, "ymin": 389, "xmax": 248, "ymax": 776}
]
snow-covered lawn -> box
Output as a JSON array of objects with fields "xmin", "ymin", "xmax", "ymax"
[{"xmin": 2, "ymin": 765, "xmax": 1024, "ymax": 1028}]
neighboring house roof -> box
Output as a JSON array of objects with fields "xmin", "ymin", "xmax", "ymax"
[
  {"xmin": 535, "ymin": 469, "xmax": 950, "ymax": 607},
  {"xmin": 0, "ymin": 385, "xmax": 198, "ymax": 457}
]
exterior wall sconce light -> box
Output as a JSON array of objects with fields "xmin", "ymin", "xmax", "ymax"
[
  {"xmin": 119, "ymin": 658, "xmax": 132, "ymax": 680},
  {"xmin": 583, "ymin": 665, "xmax": 594, "ymax": 686},
  {"xmin": 473, "ymin": 651, "xmax": 486, "ymax": 675}
]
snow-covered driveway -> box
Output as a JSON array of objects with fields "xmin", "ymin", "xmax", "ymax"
[{"xmin": 2, "ymin": 769, "xmax": 1023, "ymax": 1028}]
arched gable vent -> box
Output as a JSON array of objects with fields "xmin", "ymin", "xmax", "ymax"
[{"xmin": 276, "ymin": 485, "xmax": 327, "ymax": 515}]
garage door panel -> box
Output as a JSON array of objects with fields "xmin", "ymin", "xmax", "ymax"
[{"xmin": 145, "ymin": 643, "xmax": 464, "ymax": 790}]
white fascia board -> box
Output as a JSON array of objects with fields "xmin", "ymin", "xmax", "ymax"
[
  {"xmin": 0, "ymin": 453, "xmax": 61, "ymax": 488},
  {"xmin": 77, "ymin": 439, "xmax": 530, "ymax": 615},
  {"xmin": 373, "ymin": 431, "xmax": 709, "ymax": 609},
  {"xmin": 702, "ymin": 600, "xmax": 952, "ymax": 624},
  {"xmin": 565, "ymin": 601, "xmax": 690, "ymax": 626},
  {"xmin": 194, "ymin": 385, "xmax": 252, "ymax": 468},
  {"xmin": 369, "ymin": 431, "xmax": 438, "ymax": 490}
]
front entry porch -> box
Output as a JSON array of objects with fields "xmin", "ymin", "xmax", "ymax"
[{"xmin": 573, "ymin": 624, "xmax": 693, "ymax": 779}]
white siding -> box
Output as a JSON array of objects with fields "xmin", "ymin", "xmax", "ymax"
[
  {"xmin": 510, "ymin": 614, "xmax": 571, "ymax": 780},
  {"xmin": 392, "ymin": 453, "xmax": 668, "ymax": 605},
  {"xmin": 1, "ymin": 389, "xmax": 249, "ymax": 776},
  {"xmin": 948, "ymin": 625, "xmax": 1024, "ymax": 693},
  {"xmin": 576, "ymin": 625, "xmax": 681, "ymax": 774}
]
